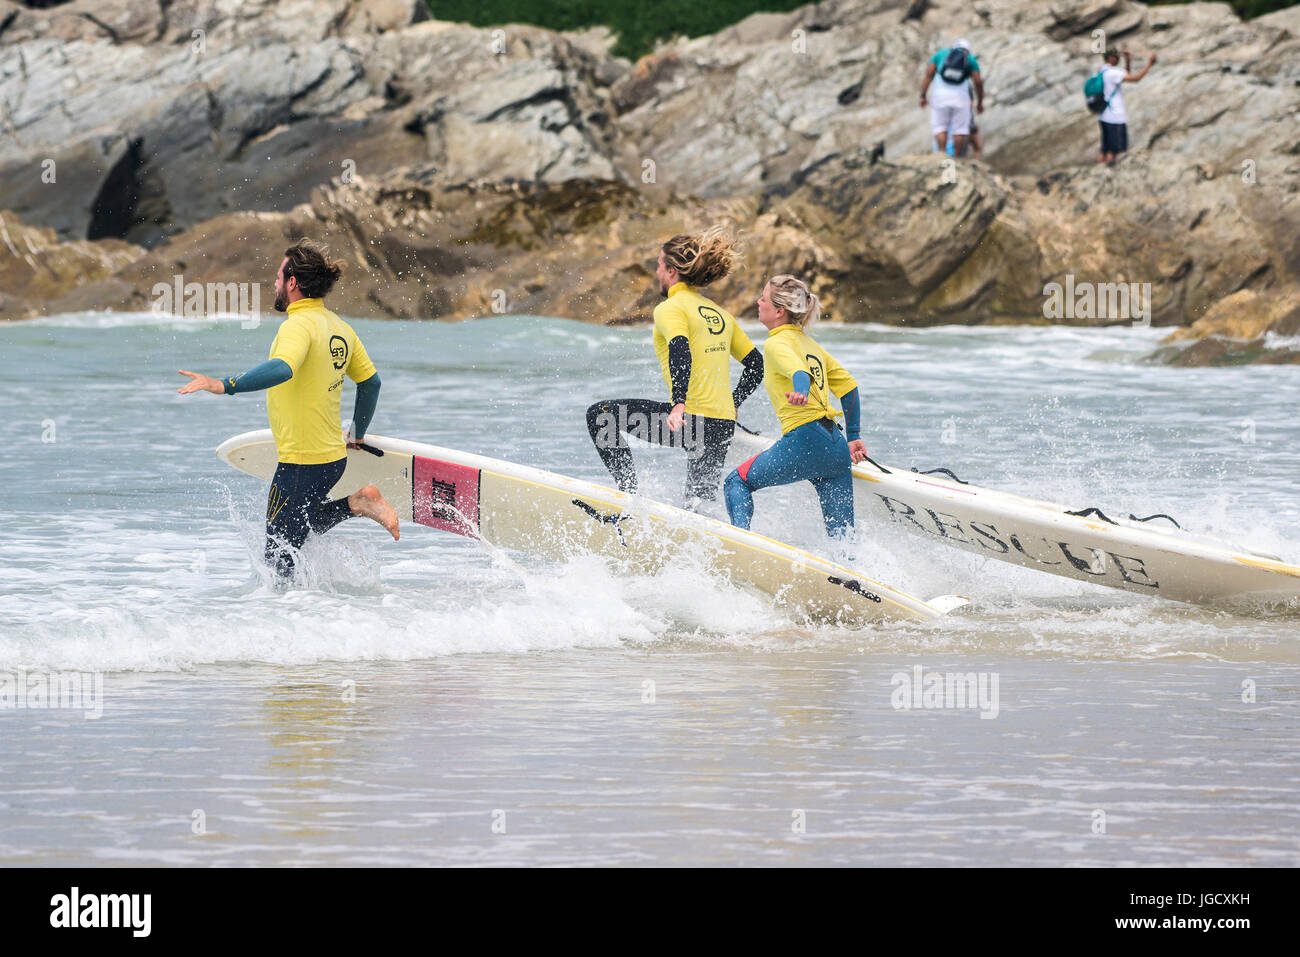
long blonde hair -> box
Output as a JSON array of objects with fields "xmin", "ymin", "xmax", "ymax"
[
  {"xmin": 661, "ymin": 224, "xmax": 743, "ymax": 287},
  {"xmin": 767, "ymin": 274, "xmax": 821, "ymax": 328}
]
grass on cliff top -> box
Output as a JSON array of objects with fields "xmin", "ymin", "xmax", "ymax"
[
  {"xmin": 424, "ymin": 0, "xmax": 810, "ymax": 60},
  {"xmin": 425, "ymin": 0, "xmax": 1298, "ymax": 61}
]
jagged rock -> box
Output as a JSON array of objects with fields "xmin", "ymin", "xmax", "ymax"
[
  {"xmin": 1046, "ymin": 0, "xmax": 1125, "ymax": 40},
  {"xmin": 0, "ymin": 1, "xmax": 134, "ymax": 44},
  {"xmin": 1016, "ymin": 158, "xmax": 1297, "ymax": 326},
  {"xmin": 1148, "ymin": 329, "xmax": 1300, "ymax": 367},
  {"xmin": 762, "ymin": 152, "xmax": 1011, "ymax": 322},
  {"xmin": 0, "ymin": 211, "xmax": 144, "ymax": 319},
  {"xmin": 51, "ymin": 0, "xmax": 167, "ymax": 43},
  {"xmin": 602, "ymin": 0, "xmax": 1300, "ymax": 205},
  {"xmin": 1, "ymin": 0, "xmax": 1298, "ymax": 346},
  {"xmin": 37, "ymin": 173, "xmax": 699, "ymax": 322},
  {"xmin": 342, "ymin": 0, "xmax": 429, "ymax": 36},
  {"xmin": 0, "ymin": 16, "xmax": 619, "ymax": 247},
  {"xmin": 1163, "ymin": 288, "xmax": 1298, "ymax": 342},
  {"xmin": 412, "ymin": 56, "xmax": 619, "ymax": 183},
  {"xmin": 1145, "ymin": 288, "xmax": 1300, "ymax": 366}
]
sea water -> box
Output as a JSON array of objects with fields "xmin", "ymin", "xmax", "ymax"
[{"xmin": 0, "ymin": 312, "xmax": 1296, "ymax": 866}]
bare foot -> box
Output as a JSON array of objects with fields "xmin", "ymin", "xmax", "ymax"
[{"xmin": 348, "ymin": 485, "xmax": 400, "ymax": 540}]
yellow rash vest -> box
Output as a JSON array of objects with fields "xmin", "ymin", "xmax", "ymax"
[
  {"xmin": 266, "ymin": 298, "xmax": 377, "ymax": 464},
  {"xmin": 651, "ymin": 282, "xmax": 756, "ymax": 420}
]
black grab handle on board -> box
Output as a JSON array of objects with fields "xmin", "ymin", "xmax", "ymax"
[
  {"xmin": 916, "ymin": 467, "xmax": 968, "ymax": 485},
  {"xmin": 1129, "ymin": 512, "xmax": 1182, "ymax": 529},
  {"xmin": 356, "ymin": 443, "xmax": 384, "ymax": 457},
  {"xmin": 1066, "ymin": 506, "xmax": 1119, "ymax": 525}
]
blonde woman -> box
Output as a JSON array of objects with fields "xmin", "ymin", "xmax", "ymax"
[
  {"xmin": 723, "ymin": 275, "xmax": 868, "ymax": 537},
  {"xmin": 586, "ymin": 225, "xmax": 764, "ymax": 504}
]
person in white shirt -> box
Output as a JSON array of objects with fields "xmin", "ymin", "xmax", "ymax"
[{"xmin": 1098, "ymin": 47, "xmax": 1156, "ymax": 165}]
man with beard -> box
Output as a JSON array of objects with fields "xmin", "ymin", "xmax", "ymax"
[
  {"xmin": 177, "ymin": 239, "xmax": 399, "ymax": 580},
  {"xmin": 585, "ymin": 225, "xmax": 764, "ymax": 508}
]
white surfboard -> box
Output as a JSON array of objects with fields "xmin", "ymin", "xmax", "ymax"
[
  {"xmin": 729, "ymin": 432, "xmax": 1300, "ymax": 609},
  {"xmin": 216, "ymin": 430, "xmax": 968, "ymax": 624}
]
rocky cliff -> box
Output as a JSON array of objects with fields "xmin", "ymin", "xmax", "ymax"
[{"xmin": 2, "ymin": 0, "xmax": 1297, "ymax": 358}]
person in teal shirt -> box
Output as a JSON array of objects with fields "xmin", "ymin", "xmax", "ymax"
[{"xmin": 919, "ymin": 39, "xmax": 984, "ymax": 157}]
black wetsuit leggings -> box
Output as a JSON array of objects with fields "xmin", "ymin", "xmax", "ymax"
[
  {"xmin": 585, "ymin": 398, "xmax": 736, "ymax": 502},
  {"xmin": 265, "ymin": 458, "xmax": 353, "ymax": 578}
]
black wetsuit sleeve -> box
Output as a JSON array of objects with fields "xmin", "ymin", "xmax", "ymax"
[
  {"xmin": 223, "ymin": 359, "xmax": 293, "ymax": 395},
  {"xmin": 667, "ymin": 336, "xmax": 691, "ymax": 406},
  {"xmin": 841, "ymin": 386, "xmax": 862, "ymax": 441},
  {"xmin": 732, "ymin": 347, "xmax": 764, "ymax": 409},
  {"xmin": 351, "ymin": 373, "xmax": 380, "ymax": 441}
]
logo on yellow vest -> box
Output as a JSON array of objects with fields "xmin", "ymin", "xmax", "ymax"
[
  {"xmin": 698, "ymin": 306, "xmax": 725, "ymax": 335},
  {"xmin": 806, "ymin": 354, "xmax": 825, "ymax": 390},
  {"xmin": 329, "ymin": 335, "xmax": 348, "ymax": 370}
]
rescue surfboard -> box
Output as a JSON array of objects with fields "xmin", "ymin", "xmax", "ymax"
[
  {"xmin": 217, "ymin": 430, "xmax": 968, "ymax": 624},
  {"xmin": 729, "ymin": 432, "xmax": 1300, "ymax": 609}
]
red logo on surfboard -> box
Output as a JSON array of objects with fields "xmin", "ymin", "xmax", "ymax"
[{"xmin": 412, "ymin": 457, "xmax": 481, "ymax": 536}]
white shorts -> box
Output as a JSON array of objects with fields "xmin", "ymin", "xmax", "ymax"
[{"xmin": 930, "ymin": 101, "xmax": 971, "ymax": 137}]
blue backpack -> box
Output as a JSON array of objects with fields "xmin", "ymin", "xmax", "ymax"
[{"xmin": 1084, "ymin": 71, "xmax": 1115, "ymax": 114}]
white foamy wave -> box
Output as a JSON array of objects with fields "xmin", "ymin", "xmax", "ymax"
[
  {"xmin": 22, "ymin": 310, "xmax": 260, "ymax": 331},
  {"xmin": 4, "ymin": 311, "xmax": 1299, "ymax": 674}
]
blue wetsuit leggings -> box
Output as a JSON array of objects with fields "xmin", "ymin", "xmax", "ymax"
[
  {"xmin": 265, "ymin": 458, "xmax": 354, "ymax": 578},
  {"xmin": 724, "ymin": 419, "xmax": 855, "ymax": 537}
]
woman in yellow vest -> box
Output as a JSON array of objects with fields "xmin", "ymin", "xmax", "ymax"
[
  {"xmin": 724, "ymin": 275, "xmax": 868, "ymax": 537},
  {"xmin": 586, "ymin": 225, "xmax": 764, "ymax": 505}
]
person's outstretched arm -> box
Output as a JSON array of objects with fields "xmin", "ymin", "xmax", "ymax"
[
  {"xmin": 1124, "ymin": 52, "xmax": 1155, "ymax": 83},
  {"xmin": 177, "ymin": 359, "xmax": 292, "ymax": 396},
  {"xmin": 971, "ymin": 70, "xmax": 984, "ymax": 113}
]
